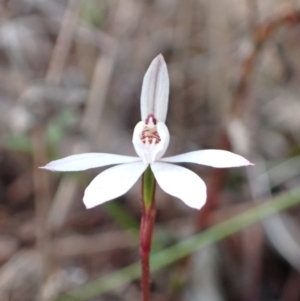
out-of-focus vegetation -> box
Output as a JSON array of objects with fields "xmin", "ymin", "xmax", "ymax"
[{"xmin": 1, "ymin": 1, "xmax": 300, "ymax": 301}]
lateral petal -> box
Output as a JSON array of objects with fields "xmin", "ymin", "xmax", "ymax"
[
  {"xmin": 40, "ymin": 153, "xmax": 141, "ymax": 171},
  {"xmin": 83, "ymin": 161, "xmax": 148, "ymax": 208},
  {"xmin": 162, "ymin": 150, "xmax": 253, "ymax": 168},
  {"xmin": 141, "ymin": 54, "xmax": 169, "ymax": 122},
  {"xmin": 151, "ymin": 162, "xmax": 206, "ymax": 210}
]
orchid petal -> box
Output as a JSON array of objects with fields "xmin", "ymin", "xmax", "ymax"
[
  {"xmin": 84, "ymin": 161, "xmax": 148, "ymax": 208},
  {"xmin": 151, "ymin": 162, "xmax": 206, "ymax": 209},
  {"xmin": 141, "ymin": 54, "xmax": 169, "ymax": 122},
  {"xmin": 161, "ymin": 150, "xmax": 253, "ymax": 168},
  {"xmin": 40, "ymin": 153, "xmax": 141, "ymax": 171}
]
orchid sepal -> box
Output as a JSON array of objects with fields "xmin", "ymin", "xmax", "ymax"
[
  {"xmin": 83, "ymin": 161, "xmax": 147, "ymax": 209},
  {"xmin": 40, "ymin": 153, "xmax": 140, "ymax": 171},
  {"xmin": 162, "ymin": 149, "xmax": 253, "ymax": 168},
  {"xmin": 141, "ymin": 54, "xmax": 169, "ymax": 123}
]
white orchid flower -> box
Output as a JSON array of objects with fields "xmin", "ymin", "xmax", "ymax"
[{"xmin": 41, "ymin": 54, "xmax": 252, "ymax": 210}]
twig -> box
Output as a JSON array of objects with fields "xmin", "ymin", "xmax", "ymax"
[
  {"xmin": 46, "ymin": 51, "xmax": 118, "ymax": 231},
  {"xmin": 54, "ymin": 186, "xmax": 300, "ymax": 301},
  {"xmin": 31, "ymin": 0, "xmax": 80, "ymax": 283},
  {"xmin": 55, "ymin": 231, "xmax": 137, "ymax": 258},
  {"xmin": 197, "ymin": 4, "xmax": 300, "ymax": 295},
  {"xmin": 170, "ymin": 0, "xmax": 194, "ymax": 142},
  {"xmin": 32, "ymin": 126, "xmax": 53, "ymax": 276},
  {"xmin": 197, "ymin": 5, "xmax": 300, "ymax": 229},
  {"xmin": 46, "ymin": 0, "xmax": 80, "ymax": 84}
]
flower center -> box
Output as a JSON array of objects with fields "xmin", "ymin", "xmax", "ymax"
[{"xmin": 140, "ymin": 114, "xmax": 161, "ymax": 145}]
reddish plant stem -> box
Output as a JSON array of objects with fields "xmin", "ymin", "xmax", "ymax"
[{"xmin": 140, "ymin": 186, "xmax": 156, "ymax": 301}]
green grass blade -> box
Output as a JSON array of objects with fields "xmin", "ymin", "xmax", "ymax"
[{"xmin": 55, "ymin": 186, "xmax": 300, "ymax": 301}]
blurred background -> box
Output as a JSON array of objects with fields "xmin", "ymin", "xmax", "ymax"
[{"xmin": 1, "ymin": 0, "xmax": 300, "ymax": 300}]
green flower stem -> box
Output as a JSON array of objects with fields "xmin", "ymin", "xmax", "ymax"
[
  {"xmin": 140, "ymin": 166, "xmax": 156, "ymax": 301},
  {"xmin": 143, "ymin": 166, "xmax": 156, "ymax": 210}
]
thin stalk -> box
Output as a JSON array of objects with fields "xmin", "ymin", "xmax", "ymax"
[
  {"xmin": 54, "ymin": 186, "xmax": 300, "ymax": 301},
  {"xmin": 140, "ymin": 166, "xmax": 156, "ymax": 301}
]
